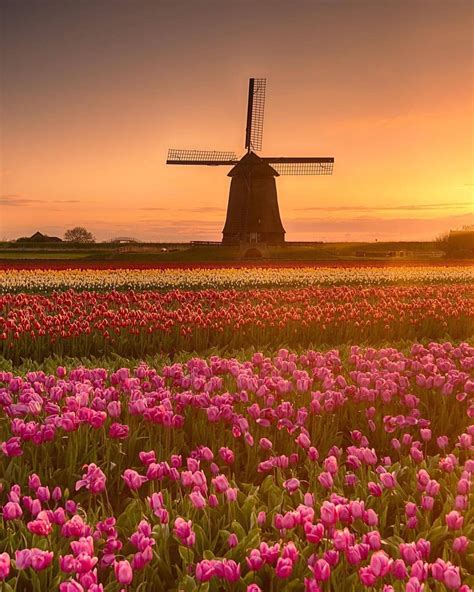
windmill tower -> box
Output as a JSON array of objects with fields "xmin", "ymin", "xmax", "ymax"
[{"xmin": 167, "ymin": 78, "xmax": 334, "ymax": 245}]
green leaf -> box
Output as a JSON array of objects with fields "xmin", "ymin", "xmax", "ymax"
[
  {"xmin": 178, "ymin": 575, "xmax": 199, "ymax": 592},
  {"xmin": 178, "ymin": 545, "xmax": 194, "ymax": 564},
  {"xmin": 231, "ymin": 520, "xmax": 247, "ymax": 540}
]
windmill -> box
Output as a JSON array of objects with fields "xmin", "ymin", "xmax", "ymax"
[{"xmin": 166, "ymin": 78, "xmax": 334, "ymax": 245}]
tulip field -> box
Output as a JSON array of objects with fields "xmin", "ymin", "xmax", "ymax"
[{"xmin": 0, "ymin": 266, "xmax": 473, "ymax": 591}]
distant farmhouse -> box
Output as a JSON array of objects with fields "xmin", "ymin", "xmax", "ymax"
[{"xmin": 17, "ymin": 231, "xmax": 63, "ymax": 243}]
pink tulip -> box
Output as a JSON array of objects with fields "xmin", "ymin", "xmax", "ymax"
[
  {"xmin": 455, "ymin": 495, "xmax": 468, "ymax": 511},
  {"xmin": 30, "ymin": 548, "xmax": 54, "ymax": 571},
  {"xmin": 406, "ymin": 577, "xmax": 423, "ymax": 592},
  {"xmin": 138, "ymin": 450, "xmax": 156, "ymax": 466},
  {"xmin": 444, "ymin": 566, "xmax": 461, "ymax": 590},
  {"xmin": 295, "ymin": 432, "xmax": 311, "ymax": 449},
  {"xmin": 212, "ymin": 474, "xmax": 229, "ymax": 493},
  {"xmin": 457, "ymin": 478, "xmax": 470, "ymax": 495},
  {"xmin": 226, "ymin": 487, "xmax": 238, "ymax": 502},
  {"xmin": 318, "ymin": 471, "xmax": 333, "ymax": 489},
  {"xmin": 76, "ymin": 464, "xmax": 106, "ymax": 494},
  {"xmin": 411, "ymin": 559, "xmax": 428, "ymax": 582},
  {"xmin": 0, "ymin": 553, "xmax": 10, "ymax": 580},
  {"xmin": 60, "ymin": 555, "xmax": 78, "ymax": 573},
  {"xmin": 445, "ymin": 510, "xmax": 463, "ymax": 530},
  {"xmin": 216, "ymin": 559, "xmax": 240, "ymax": 582},
  {"xmin": 28, "ymin": 474, "xmax": 41, "ymax": 490},
  {"xmin": 109, "ymin": 423, "xmax": 129, "ymax": 439},
  {"xmin": 1, "ymin": 437, "xmax": 23, "ymax": 457},
  {"xmin": 27, "ymin": 517, "xmax": 52, "ymax": 536},
  {"xmin": 173, "ymin": 517, "xmax": 195, "ymax": 547},
  {"xmin": 421, "ymin": 495, "xmax": 434, "ymax": 511},
  {"xmin": 304, "ymin": 522, "xmax": 324, "ymax": 544},
  {"xmin": 323, "ymin": 456, "xmax": 338, "ymax": 474},
  {"xmin": 3, "ymin": 501, "xmax": 22, "ymax": 520},
  {"xmin": 15, "ymin": 549, "xmax": 32, "ymax": 570},
  {"xmin": 284, "ymin": 478, "xmax": 300, "ymax": 493},
  {"xmin": 391, "ymin": 559, "xmax": 407, "ymax": 579},
  {"xmin": 195, "ymin": 559, "xmax": 215, "ymax": 582},
  {"xmin": 453, "ymin": 535, "xmax": 468, "ymax": 553},
  {"xmin": 379, "ymin": 471, "xmax": 397, "ymax": 489},
  {"xmin": 359, "ymin": 566, "xmax": 377, "ymax": 586},
  {"xmin": 59, "ymin": 581, "xmax": 84, "ymax": 592},
  {"xmin": 189, "ymin": 490, "xmax": 206, "ymax": 509},
  {"xmin": 362, "ymin": 530, "xmax": 380, "ymax": 551},
  {"xmin": 312, "ymin": 558, "xmax": 330, "ymax": 581},
  {"xmin": 259, "ymin": 438, "xmax": 273, "ymax": 450},
  {"xmin": 218, "ymin": 447, "xmax": 234, "ymax": 464},
  {"xmin": 333, "ymin": 528, "xmax": 353, "ymax": 551},
  {"xmin": 400, "ymin": 543, "xmax": 419, "ymax": 565},
  {"xmin": 416, "ymin": 539, "xmax": 430, "ymax": 560},
  {"xmin": 114, "ymin": 559, "xmax": 133, "ymax": 585},
  {"xmin": 420, "ymin": 428, "xmax": 431, "ymax": 441},
  {"xmin": 122, "ymin": 469, "xmax": 147, "ymax": 490},
  {"xmin": 437, "ymin": 435, "xmax": 449, "ymax": 448},
  {"xmin": 320, "ymin": 501, "xmax": 337, "ymax": 526},
  {"xmin": 275, "ymin": 557, "xmax": 293, "ymax": 579},
  {"xmin": 368, "ymin": 481, "xmax": 382, "ymax": 496},
  {"xmin": 246, "ymin": 550, "xmax": 264, "ymax": 571},
  {"xmin": 369, "ymin": 550, "xmax": 391, "ymax": 577}
]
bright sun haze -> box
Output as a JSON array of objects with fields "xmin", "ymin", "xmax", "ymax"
[{"xmin": 1, "ymin": 0, "xmax": 472, "ymax": 242}]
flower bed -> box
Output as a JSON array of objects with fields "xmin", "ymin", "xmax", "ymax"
[
  {"xmin": 1, "ymin": 266, "xmax": 472, "ymax": 293},
  {"xmin": 1, "ymin": 285, "xmax": 472, "ymax": 362},
  {"xmin": 0, "ymin": 343, "xmax": 472, "ymax": 590}
]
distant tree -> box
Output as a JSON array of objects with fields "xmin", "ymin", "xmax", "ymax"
[
  {"xmin": 435, "ymin": 232, "xmax": 449, "ymax": 248},
  {"xmin": 64, "ymin": 226, "xmax": 95, "ymax": 243},
  {"xmin": 436, "ymin": 229, "xmax": 474, "ymax": 258}
]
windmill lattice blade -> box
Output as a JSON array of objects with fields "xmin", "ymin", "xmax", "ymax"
[
  {"xmin": 167, "ymin": 149, "xmax": 238, "ymax": 165},
  {"xmin": 263, "ymin": 157, "xmax": 334, "ymax": 175},
  {"xmin": 245, "ymin": 78, "xmax": 266, "ymax": 152}
]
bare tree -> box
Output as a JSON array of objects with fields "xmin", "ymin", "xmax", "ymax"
[{"xmin": 64, "ymin": 227, "xmax": 95, "ymax": 243}]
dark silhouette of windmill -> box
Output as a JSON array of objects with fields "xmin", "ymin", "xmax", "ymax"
[{"xmin": 166, "ymin": 78, "xmax": 334, "ymax": 245}]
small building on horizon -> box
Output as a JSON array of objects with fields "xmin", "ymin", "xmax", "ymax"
[{"xmin": 16, "ymin": 231, "xmax": 63, "ymax": 243}]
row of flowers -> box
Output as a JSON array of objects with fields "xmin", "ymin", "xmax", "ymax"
[
  {"xmin": 0, "ymin": 266, "xmax": 472, "ymax": 293},
  {"xmin": 0, "ymin": 342, "xmax": 472, "ymax": 590},
  {"xmin": 1, "ymin": 284, "xmax": 472, "ymax": 361}
]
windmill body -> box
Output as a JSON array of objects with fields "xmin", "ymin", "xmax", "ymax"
[
  {"xmin": 223, "ymin": 151, "xmax": 284, "ymax": 244},
  {"xmin": 167, "ymin": 79, "xmax": 334, "ymax": 245}
]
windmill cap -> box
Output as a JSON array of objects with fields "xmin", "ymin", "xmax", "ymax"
[{"xmin": 228, "ymin": 151, "xmax": 279, "ymax": 177}]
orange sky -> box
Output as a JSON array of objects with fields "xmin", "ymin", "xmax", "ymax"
[{"xmin": 1, "ymin": 0, "xmax": 472, "ymax": 242}]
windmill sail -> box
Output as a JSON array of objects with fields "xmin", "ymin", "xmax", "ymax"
[
  {"xmin": 245, "ymin": 78, "xmax": 266, "ymax": 152},
  {"xmin": 167, "ymin": 149, "xmax": 238, "ymax": 166},
  {"xmin": 263, "ymin": 157, "xmax": 334, "ymax": 175}
]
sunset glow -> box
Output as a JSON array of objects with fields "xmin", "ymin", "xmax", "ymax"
[{"xmin": 1, "ymin": 0, "xmax": 472, "ymax": 241}]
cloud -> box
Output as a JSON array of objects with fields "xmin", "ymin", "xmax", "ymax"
[
  {"xmin": 292, "ymin": 202, "xmax": 473, "ymax": 212},
  {"xmin": 285, "ymin": 212, "xmax": 474, "ymax": 239},
  {"xmin": 0, "ymin": 194, "xmax": 45, "ymax": 206},
  {"xmin": 138, "ymin": 207, "xmax": 169, "ymax": 211},
  {"xmin": 52, "ymin": 199, "xmax": 82, "ymax": 204},
  {"xmin": 186, "ymin": 206, "xmax": 224, "ymax": 213},
  {"xmin": 139, "ymin": 206, "xmax": 224, "ymax": 213}
]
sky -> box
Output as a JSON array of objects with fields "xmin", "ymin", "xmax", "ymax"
[{"xmin": 1, "ymin": 0, "xmax": 473, "ymax": 242}]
